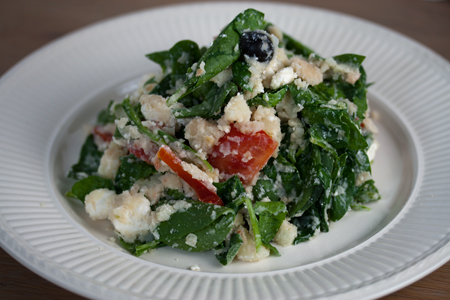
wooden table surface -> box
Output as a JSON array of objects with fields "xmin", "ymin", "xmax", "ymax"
[{"xmin": 1, "ymin": 0, "xmax": 449, "ymax": 299}]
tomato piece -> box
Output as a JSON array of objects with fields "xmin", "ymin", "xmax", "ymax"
[
  {"xmin": 126, "ymin": 139, "xmax": 159, "ymax": 165},
  {"xmin": 208, "ymin": 125, "xmax": 278, "ymax": 185},
  {"xmin": 93, "ymin": 125, "xmax": 113, "ymax": 143},
  {"xmin": 157, "ymin": 145, "xmax": 224, "ymax": 206}
]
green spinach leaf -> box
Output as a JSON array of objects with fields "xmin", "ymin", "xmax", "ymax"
[
  {"xmin": 168, "ymin": 9, "xmax": 265, "ymax": 105},
  {"xmin": 119, "ymin": 238, "xmax": 163, "ymax": 256},
  {"xmin": 333, "ymin": 54, "xmax": 365, "ymax": 68},
  {"xmin": 231, "ymin": 60, "xmax": 252, "ymax": 92},
  {"xmin": 115, "ymin": 154, "xmax": 157, "ymax": 193},
  {"xmin": 243, "ymin": 196, "xmax": 262, "ymax": 252},
  {"xmin": 354, "ymin": 179, "xmax": 380, "ymax": 204},
  {"xmin": 282, "ymin": 33, "xmax": 317, "ymax": 58},
  {"xmin": 302, "ymin": 106, "xmax": 368, "ymax": 151},
  {"xmin": 66, "ymin": 175, "xmax": 114, "ymax": 203},
  {"xmin": 172, "ymin": 81, "xmax": 237, "ymax": 118},
  {"xmin": 247, "ymin": 85, "xmax": 288, "ymax": 107},
  {"xmin": 215, "ymin": 233, "xmax": 243, "ymax": 265},
  {"xmin": 96, "ymin": 101, "xmax": 116, "ymax": 125},
  {"xmin": 214, "ymin": 175, "xmax": 246, "ymax": 212},
  {"xmin": 155, "ymin": 199, "xmax": 235, "ymax": 252},
  {"xmin": 67, "ymin": 134, "xmax": 103, "ymax": 180},
  {"xmin": 254, "ymin": 201, "xmax": 287, "ymax": 244},
  {"xmin": 291, "ymin": 205, "xmax": 321, "ymax": 244}
]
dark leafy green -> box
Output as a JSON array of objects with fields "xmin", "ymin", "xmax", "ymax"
[
  {"xmin": 215, "ymin": 233, "xmax": 243, "ymax": 265},
  {"xmin": 247, "ymin": 85, "xmax": 288, "ymax": 107},
  {"xmin": 302, "ymin": 106, "xmax": 368, "ymax": 151},
  {"xmin": 122, "ymin": 98, "xmax": 162, "ymax": 143},
  {"xmin": 146, "ymin": 50, "xmax": 172, "ymax": 74},
  {"xmin": 231, "ymin": 61, "xmax": 252, "ymax": 92},
  {"xmin": 168, "ymin": 9, "xmax": 265, "ymax": 105},
  {"xmin": 67, "ymin": 135, "xmax": 103, "ymax": 180},
  {"xmin": 291, "ymin": 205, "xmax": 321, "ymax": 244},
  {"xmin": 115, "ymin": 154, "xmax": 157, "ymax": 193},
  {"xmin": 333, "ymin": 54, "xmax": 365, "ymax": 68},
  {"xmin": 96, "ymin": 101, "xmax": 116, "ymax": 125},
  {"xmin": 282, "ymin": 32, "xmax": 317, "ymax": 58},
  {"xmin": 149, "ymin": 74, "xmax": 173, "ymax": 97},
  {"xmin": 214, "ymin": 175, "xmax": 246, "ymax": 212},
  {"xmin": 172, "ymin": 81, "xmax": 237, "ymax": 118},
  {"xmin": 119, "ymin": 238, "xmax": 163, "ymax": 256},
  {"xmin": 66, "ymin": 175, "xmax": 114, "ymax": 203},
  {"xmin": 168, "ymin": 40, "xmax": 201, "ymax": 87},
  {"xmin": 254, "ymin": 201, "xmax": 286, "ymax": 245},
  {"xmin": 121, "ymin": 98, "xmax": 213, "ymax": 171},
  {"xmin": 243, "ymin": 196, "xmax": 262, "ymax": 252},
  {"xmin": 155, "ymin": 199, "xmax": 235, "ymax": 252},
  {"xmin": 354, "ymin": 179, "xmax": 380, "ymax": 204}
]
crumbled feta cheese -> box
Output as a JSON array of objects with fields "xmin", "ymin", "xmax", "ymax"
[
  {"xmin": 270, "ymin": 67, "xmax": 297, "ymax": 90},
  {"xmin": 236, "ymin": 226, "xmax": 270, "ymax": 262},
  {"xmin": 367, "ymin": 140, "xmax": 379, "ymax": 162},
  {"xmin": 274, "ymin": 220, "xmax": 298, "ymax": 246},
  {"xmin": 362, "ymin": 115, "xmax": 379, "ymax": 134},
  {"xmin": 355, "ymin": 171, "xmax": 372, "ymax": 187},
  {"xmin": 315, "ymin": 57, "xmax": 361, "ymax": 84},
  {"xmin": 118, "ymin": 124, "xmax": 142, "ymax": 140},
  {"xmin": 196, "ymin": 61, "xmax": 206, "ymax": 77},
  {"xmin": 135, "ymin": 173, "xmax": 184, "ymax": 205},
  {"xmin": 217, "ymin": 94, "xmax": 252, "ymax": 132},
  {"xmin": 155, "ymin": 200, "xmax": 192, "ymax": 223},
  {"xmin": 243, "ymin": 42, "xmax": 291, "ymax": 100},
  {"xmin": 185, "ymin": 233, "xmax": 198, "ymax": 247},
  {"xmin": 160, "ymin": 172, "xmax": 184, "ymax": 191},
  {"xmin": 115, "ymin": 117, "xmax": 129, "ymax": 129},
  {"xmin": 185, "ymin": 118, "xmax": 224, "ymax": 158},
  {"xmin": 251, "ymin": 105, "xmax": 282, "ymax": 145},
  {"xmin": 139, "ymin": 94, "xmax": 183, "ymax": 133},
  {"xmin": 189, "ymin": 264, "xmax": 201, "ymax": 271},
  {"xmin": 98, "ymin": 141, "xmax": 128, "ymax": 179},
  {"xmin": 85, "ymin": 188, "xmax": 117, "ymax": 220},
  {"xmin": 155, "ymin": 204, "xmax": 176, "ymax": 222},
  {"xmin": 290, "ymin": 56, "xmax": 323, "ymax": 86},
  {"xmin": 110, "ymin": 191, "xmax": 155, "ymax": 243},
  {"xmin": 276, "ymin": 92, "xmax": 303, "ymax": 121},
  {"xmin": 339, "ymin": 99, "xmax": 358, "ymax": 115},
  {"xmin": 210, "ymin": 67, "xmax": 232, "ymax": 87},
  {"xmin": 293, "ymin": 78, "xmax": 309, "ymax": 90}
]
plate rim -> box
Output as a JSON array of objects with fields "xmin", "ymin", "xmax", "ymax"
[{"xmin": 1, "ymin": 2, "xmax": 450, "ymax": 300}]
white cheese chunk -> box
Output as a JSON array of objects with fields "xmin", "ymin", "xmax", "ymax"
[
  {"xmin": 98, "ymin": 141, "xmax": 128, "ymax": 179},
  {"xmin": 236, "ymin": 226, "xmax": 270, "ymax": 262},
  {"xmin": 274, "ymin": 220, "xmax": 298, "ymax": 247},
  {"xmin": 85, "ymin": 188, "xmax": 117, "ymax": 221}
]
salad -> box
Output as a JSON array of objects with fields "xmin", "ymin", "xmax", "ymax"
[{"xmin": 66, "ymin": 8, "xmax": 380, "ymax": 265}]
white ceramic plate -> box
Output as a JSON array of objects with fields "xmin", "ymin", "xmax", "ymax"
[{"xmin": 1, "ymin": 2, "xmax": 450, "ymax": 299}]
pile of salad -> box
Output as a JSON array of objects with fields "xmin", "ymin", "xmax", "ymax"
[{"xmin": 66, "ymin": 9, "xmax": 380, "ymax": 266}]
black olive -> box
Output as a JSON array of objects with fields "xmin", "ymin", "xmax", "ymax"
[{"xmin": 239, "ymin": 31, "xmax": 274, "ymax": 63}]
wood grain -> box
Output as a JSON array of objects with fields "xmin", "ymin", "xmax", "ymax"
[{"xmin": 1, "ymin": 0, "xmax": 449, "ymax": 299}]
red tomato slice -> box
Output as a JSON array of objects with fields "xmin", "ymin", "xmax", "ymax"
[
  {"xmin": 157, "ymin": 145, "xmax": 224, "ymax": 206},
  {"xmin": 126, "ymin": 139, "xmax": 159, "ymax": 165},
  {"xmin": 208, "ymin": 124, "xmax": 278, "ymax": 185},
  {"xmin": 93, "ymin": 125, "xmax": 113, "ymax": 143}
]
